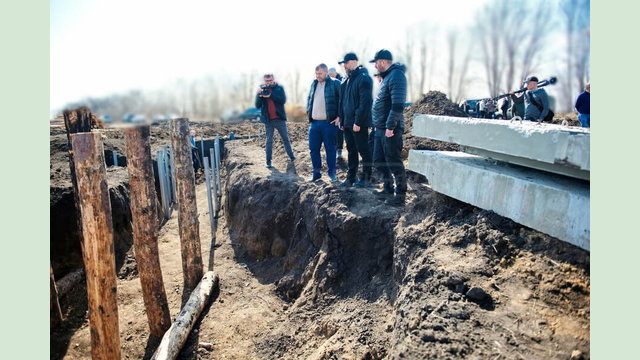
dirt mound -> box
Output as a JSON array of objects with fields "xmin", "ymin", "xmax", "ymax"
[{"xmin": 402, "ymin": 91, "xmax": 466, "ymax": 158}]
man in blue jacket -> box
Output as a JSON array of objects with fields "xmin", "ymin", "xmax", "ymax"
[
  {"xmin": 338, "ymin": 52, "xmax": 373, "ymax": 188},
  {"xmin": 306, "ymin": 63, "xmax": 341, "ymax": 182},
  {"xmin": 370, "ymin": 49, "xmax": 408, "ymax": 206},
  {"xmin": 255, "ymin": 73, "xmax": 295, "ymax": 168},
  {"xmin": 575, "ymin": 83, "xmax": 590, "ymax": 128}
]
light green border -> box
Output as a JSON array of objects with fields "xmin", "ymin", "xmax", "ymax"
[
  {"xmin": 0, "ymin": 0, "xmax": 49, "ymax": 358},
  {"xmin": 592, "ymin": 0, "xmax": 638, "ymax": 358}
]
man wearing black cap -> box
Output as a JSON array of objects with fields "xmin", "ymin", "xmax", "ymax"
[
  {"xmin": 337, "ymin": 52, "xmax": 373, "ymax": 188},
  {"xmin": 370, "ymin": 49, "xmax": 408, "ymax": 206},
  {"xmin": 512, "ymin": 76, "xmax": 551, "ymax": 122}
]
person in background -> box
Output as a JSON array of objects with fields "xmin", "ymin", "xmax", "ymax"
[
  {"xmin": 306, "ymin": 63, "xmax": 341, "ymax": 182},
  {"xmin": 499, "ymin": 97, "xmax": 509, "ymax": 119},
  {"xmin": 255, "ymin": 73, "xmax": 296, "ymax": 168},
  {"xmin": 337, "ymin": 52, "xmax": 373, "ymax": 188},
  {"xmin": 189, "ymin": 129, "xmax": 202, "ymax": 171},
  {"xmin": 485, "ymin": 99, "xmax": 496, "ymax": 119},
  {"xmin": 575, "ymin": 83, "xmax": 590, "ymax": 128},
  {"xmin": 510, "ymin": 91, "xmax": 525, "ymax": 119},
  {"xmin": 478, "ymin": 99, "xmax": 486, "ymax": 119},
  {"xmin": 328, "ymin": 67, "xmax": 343, "ymax": 82}
]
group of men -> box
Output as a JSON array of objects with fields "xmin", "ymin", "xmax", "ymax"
[{"xmin": 254, "ymin": 49, "xmax": 408, "ymax": 206}]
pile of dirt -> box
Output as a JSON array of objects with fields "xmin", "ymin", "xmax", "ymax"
[{"xmin": 402, "ymin": 91, "xmax": 467, "ymax": 158}]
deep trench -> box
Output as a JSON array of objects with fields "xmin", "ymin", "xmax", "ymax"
[{"xmin": 50, "ymin": 140, "xmax": 590, "ymax": 359}]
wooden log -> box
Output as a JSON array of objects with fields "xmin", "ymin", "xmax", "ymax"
[
  {"xmin": 50, "ymin": 265, "xmax": 63, "ymax": 327},
  {"xmin": 55, "ymin": 268, "xmax": 85, "ymax": 298},
  {"xmin": 124, "ymin": 125, "xmax": 172, "ymax": 337},
  {"xmin": 151, "ymin": 271, "xmax": 219, "ymax": 360},
  {"xmin": 71, "ymin": 132, "xmax": 121, "ymax": 360},
  {"xmin": 170, "ymin": 118, "xmax": 204, "ymax": 291}
]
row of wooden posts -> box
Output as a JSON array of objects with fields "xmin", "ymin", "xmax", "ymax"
[{"xmin": 51, "ymin": 112, "xmax": 221, "ymax": 360}]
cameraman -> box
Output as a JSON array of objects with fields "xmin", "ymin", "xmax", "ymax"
[{"xmin": 255, "ymin": 73, "xmax": 296, "ymax": 168}]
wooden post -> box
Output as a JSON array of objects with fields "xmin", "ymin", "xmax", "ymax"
[
  {"xmin": 170, "ymin": 118, "xmax": 204, "ymax": 291},
  {"xmin": 151, "ymin": 271, "xmax": 219, "ymax": 360},
  {"xmin": 71, "ymin": 132, "xmax": 121, "ymax": 360},
  {"xmin": 124, "ymin": 125, "xmax": 172, "ymax": 337},
  {"xmin": 50, "ymin": 265, "xmax": 63, "ymax": 327}
]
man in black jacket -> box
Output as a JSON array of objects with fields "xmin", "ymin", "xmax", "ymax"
[
  {"xmin": 370, "ymin": 49, "xmax": 408, "ymax": 206},
  {"xmin": 255, "ymin": 73, "xmax": 295, "ymax": 168},
  {"xmin": 337, "ymin": 52, "xmax": 373, "ymax": 188},
  {"xmin": 306, "ymin": 63, "xmax": 341, "ymax": 182}
]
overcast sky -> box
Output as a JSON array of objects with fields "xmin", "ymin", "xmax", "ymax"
[{"xmin": 50, "ymin": 0, "xmax": 491, "ymax": 113}]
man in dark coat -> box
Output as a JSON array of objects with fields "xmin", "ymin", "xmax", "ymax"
[
  {"xmin": 337, "ymin": 52, "xmax": 373, "ymax": 188},
  {"xmin": 575, "ymin": 83, "xmax": 590, "ymax": 128},
  {"xmin": 306, "ymin": 63, "xmax": 341, "ymax": 182},
  {"xmin": 370, "ymin": 49, "xmax": 408, "ymax": 206}
]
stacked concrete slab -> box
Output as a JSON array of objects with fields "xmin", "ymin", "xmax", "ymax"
[{"xmin": 408, "ymin": 115, "xmax": 590, "ymax": 251}]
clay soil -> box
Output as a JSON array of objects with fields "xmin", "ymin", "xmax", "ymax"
[{"xmin": 51, "ymin": 104, "xmax": 589, "ymax": 359}]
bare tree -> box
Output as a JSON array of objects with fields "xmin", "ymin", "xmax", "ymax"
[{"xmin": 561, "ymin": 0, "xmax": 590, "ymax": 111}]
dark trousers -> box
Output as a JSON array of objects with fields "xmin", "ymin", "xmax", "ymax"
[
  {"xmin": 336, "ymin": 130, "xmax": 344, "ymax": 151},
  {"xmin": 265, "ymin": 119, "xmax": 295, "ymax": 164},
  {"xmin": 343, "ymin": 126, "xmax": 372, "ymax": 182},
  {"xmin": 373, "ymin": 127, "xmax": 407, "ymax": 194},
  {"xmin": 308, "ymin": 120, "xmax": 338, "ymax": 176}
]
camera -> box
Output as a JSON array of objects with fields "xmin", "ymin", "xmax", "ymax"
[{"xmin": 260, "ymin": 84, "xmax": 274, "ymax": 96}]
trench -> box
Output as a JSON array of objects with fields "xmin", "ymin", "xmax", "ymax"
[{"xmin": 50, "ymin": 132, "xmax": 591, "ymax": 359}]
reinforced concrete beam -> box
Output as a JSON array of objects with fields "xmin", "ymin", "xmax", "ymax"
[
  {"xmin": 411, "ymin": 114, "xmax": 590, "ymax": 180},
  {"xmin": 408, "ymin": 150, "xmax": 590, "ymax": 251}
]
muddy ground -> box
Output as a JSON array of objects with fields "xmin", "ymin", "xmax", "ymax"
[{"xmin": 50, "ymin": 97, "xmax": 589, "ymax": 359}]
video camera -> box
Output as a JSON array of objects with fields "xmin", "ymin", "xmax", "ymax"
[{"xmin": 260, "ymin": 84, "xmax": 275, "ymax": 96}]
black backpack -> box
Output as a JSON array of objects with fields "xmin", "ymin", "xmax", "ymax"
[{"xmin": 527, "ymin": 91, "xmax": 554, "ymax": 122}]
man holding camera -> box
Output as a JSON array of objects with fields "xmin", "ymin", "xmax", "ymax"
[
  {"xmin": 338, "ymin": 52, "xmax": 373, "ymax": 188},
  {"xmin": 255, "ymin": 73, "xmax": 295, "ymax": 168},
  {"xmin": 370, "ymin": 49, "xmax": 408, "ymax": 206},
  {"xmin": 306, "ymin": 64, "xmax": 341, "ymax": 182},
  {"xmin": 511, "ymin": 75, "xmax": 551, "ymax": 122}
]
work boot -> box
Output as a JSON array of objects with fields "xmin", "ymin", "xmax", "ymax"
[
  {"xmin": 353, "ymin": 180, "xmax": 373, "ymax": 188},
  {"xmin": 385, "ymin": 193, "xmax": 406, "ymax": 206},
  {"xmin": 308, "ymin": 174, "xmax": 321, "ymax": 182},
  {"xmin": 339, "ymin": 179, "xmax": 354, "ymax": 188},
  {"xmin": 266, "ymin": 163, "xmax": 272, "ymax": 169},
  {"xmin": 328, "ymin": 174, "xmax": 338, "ymax": 182}
]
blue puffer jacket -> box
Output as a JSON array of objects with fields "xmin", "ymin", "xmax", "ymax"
[
  {"xmin": 338, "ymin": 65, "xmax": 373, "ymax": 128},
  {"xmin": 372, "ymin": 63, "xmax": 407, "ymax": 130},
  {"xmin": 306, "ymin": 76, "xmax": 341, "ymax": 121},
  {"xmin": 255, "ymin": 84, "xmax": 287, "ymax": 122}
]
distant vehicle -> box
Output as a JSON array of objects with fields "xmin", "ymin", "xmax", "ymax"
[
  {"xmin": 464, "ymin": 99, "xmax": 480, "ymax": 116},
  {"xmin": 239, "ymin": 108, "xmax": 262, "ymax": 122},
  {"xmin": 123, "ymin": 114, "xmax": 146, "ymax": 123},
  {"xmin": 221, "ymin": 109, "xmax": 242, "ymax": 122},
  {"xmin": 101, "ymin": 115, "xmax": 112, "ymax": 123}
]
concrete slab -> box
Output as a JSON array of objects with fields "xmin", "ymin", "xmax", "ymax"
[
  {"xmin": 408, "ymin": 150, "xmax": 590, "ymax": 251},
  {"xmin": 412, "ymin": 114, "xmax": 590, "ymax": 180}
]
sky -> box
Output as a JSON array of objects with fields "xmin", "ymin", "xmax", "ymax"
[{"xmin": 50, "ymin": 0, "xmax": 489, "ymax": 114}]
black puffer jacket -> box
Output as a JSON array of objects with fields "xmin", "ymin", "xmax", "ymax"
[
  {"xmin": 338, "ymin": 65, "xmax": 373, "ymax": 128},
  {"xmin": 372, "ymin": 63, "xmax": 407, "ymax": 130},
  {"xmin": 306, "ymin": 76, "xmax": 341, "ymax": 121}
]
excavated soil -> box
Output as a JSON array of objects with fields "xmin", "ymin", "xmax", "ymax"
[{"xmin": 51, "ymin": 114, "xmax": 589, "ymax": 359}]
